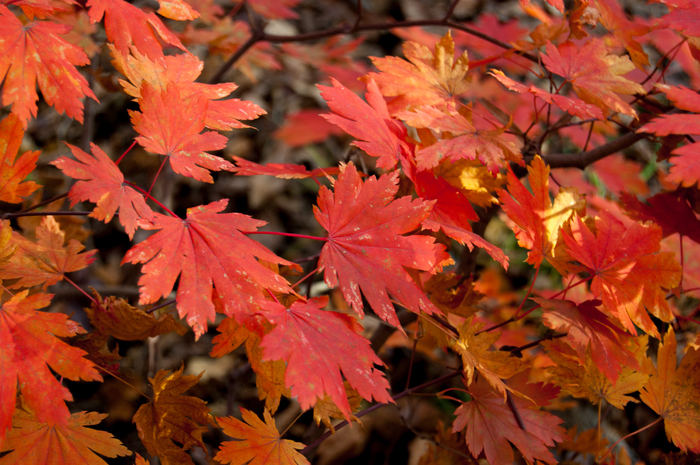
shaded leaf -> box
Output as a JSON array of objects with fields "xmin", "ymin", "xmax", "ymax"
[
  {"xmin": 232, "ymin": 156, "xmax": 340, "ymax": 180},
  {"xmin": 274, "ymin": 110, "xmax": 346, "ymax": 147},
  {"xmin": 0, "ymin": 114, "xmax": 41, "ymax": 203},
  {"xmin": 313, "ymin": 381, "xmax": 363, "ymax": 433},
  {"xmin": 621, "ymin": 190, "xmax": 700, "ymax": 244},
  {"xmin": 133, "ymin": 365, "xmax": 215, "ymax": 465}
]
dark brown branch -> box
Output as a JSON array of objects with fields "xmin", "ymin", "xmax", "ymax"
[
  {"xmin": 2, "ymin": 210, "xmax": 89, "ymax": 220},
  {"xmin": 541, "ymin": 131, "xmax": 648, "ymax": 169}
]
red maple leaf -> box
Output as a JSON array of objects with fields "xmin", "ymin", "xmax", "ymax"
[
  {"xmin": 621, "ymin": 190, "xmax": 700, "ymax": 244},
  {"xmin": 110, "ymin": 44, "xmax": 265, "ymax": 131},
  {"xmin": 0, "ymin": 7, "xmax": 98, "ymax": 127},
  {"xmin": 130, "ymin": 82, "xmax": 232, "ymax": 183},
  {"xmin": 232, "ymin": 0, "xmax": 300, "ymax": 19},
  {"xmin": 122, "ymin": 199, "xmax": 298, "ymax": 339},
  {"xmin": 541, "ymin": 39, "xmax": 644, "ymax": 117},
  {"xmin": 51, "ymin": 143, "xmax": 155, "ymax": 239},
  {"xmin": 314, "ymin": 162, "xmax": 452, "ymax": 328},
  {"xmin": 260, "ymin": 296, "xmax": 392, "ymax": 417},
  {"xmin": 318, "ymin": 78, "xmax": 412, "ymax": 170},
  {"xmin": 534, "ymin": 298, "xmax": 639, "ymax": 384},
  {"xmin": 232, "ymin": 156, "xmax": 340, "ymax": 180},
  {"xmin": 87, "ymin": 0, "xmax": 187, "ymax": 59},
  {"xmin": 0, "ymin": 114, "xmax": 41, "ymax": 204},
  {"xmin": 0, "ymin": 292, "xmax": 101, "ymax": 444},
  {"xmin": 273, "ymin": 110, "xmax": 346, "ymax": 147},
  {"xmin": 453, "ymin": 372, "xmax": 567, "ymax": 465},
  {"xmin": 563, "ymin": 211, "xmax": 682, "ymax": 337},
  {"xmin": 398, "ymin": 105, "xmax": 521, "ymax": 173}
]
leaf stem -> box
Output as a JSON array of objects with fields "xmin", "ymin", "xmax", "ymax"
[
  {"xmin": 598, "ymin": 417, "xmax": 662, "ymax": 462},
  {"xmin": 114, "ymin": 140, "xmax": 137, "ymax": 166},
  {"xmin": 64, "ymin": 276, "xmax": 97, "ymax": 305},
  {"xmin": 124, "ymin": 180, "xmax": 179, "ymax": 218},
  {"xmin": 93, "ymin": 364, "xmax": 151, "ymax": 400},
  {"xmin": 514, "ymin": 266, "xmax": 539, "ymax": 318},
  {"xmin": 3, "ymin": 211, "xmax": 90, "ymax": 219}
]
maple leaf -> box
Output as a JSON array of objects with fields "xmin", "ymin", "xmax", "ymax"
[
  {"xmin": 216, "ymin": 408, "xmax": 310, "ymax": 465},
  {"xmin": 541, "ymin": 39, "xmax": 644, "ymax": 117},
  {"xmin": 122, "ymin": 199, "xmax": 297, "ymax": 339},
  {"xmin": 133, "ymin": 365, "xmax": 215, "ymax": 465},
  {"xmin": 533, "ymin": 298, "xmax": 638, "ymax": 384},
  {"xmin": 452, "ymin": 372, "xmax": 567, "ymax": 465},
  {"xmin": 85, "ymin": 292, "xmax": 187, "ymax": 341},
  {"xmin": 232, "ymin": 0, "xmax": 300, "ymax": 19},
  {"xmin": 640, "ymin": 327, "xmax": 700, "ymax": 452},
  {"xmin": 0, "ymin": 7, "xmax": 98, "ymax": 127},
  {"xmin": 314, "ymin": 162, "xmax": 452, "ymax": 328},
  {"xmin": 656, "ymin": 0, "xmax": 700, "ymax": 39},
  {"xmin": 563, "ymin": 211, "xmax": 682, "ymax": 337},
  {"xmin": 621, "ymin": 190, "xmax": 700, "ymax": 244},
  {"xmin": 273, "ymin": 110, "xmax": 346, "ymax": 147},
  {"xmin": 318, "ymin": 78, "xmax": 412, "ymax": 170},
  {"xmin": 0, "ymin": 216, "xmax": 97, "ymax": 289},
  {"xmin": 453, "ymin": 315, "xmax": 527, "ymax": 397},
  {"xmin": 157, "ymin": 0, "xmax": 199, "ymax": 21},
  {"xmin": 260, "ymin": 296, "xmax": 392, "ymax": 418},
  {"xmin": 0, "ymin": 114, "xmax": 40, "ymax": 204},
  {"xmin": 543, "ymin": 337, "xmax": 649, "ymax": 409},
  {"xmin": 398, "ymin": 105, "xmax": 521, "ymax": 173},
  {"xmin": 498, "ymin": 155, "xmax": 585, "ymax": 274},
  {"xmin": 490, "ymin": 69, "xmax": 604, "ymax": 120},
  {"xmin": 232, "ymin": 156, "xmax": 340, "ymax": 180},
  {"xmin": 0, "ymin": 407, "xmax": 131, "ymax": 464},
  {"xmin": 434, "ymin": 158, "xmax": 504, "ymax": 208},
  {"xmin": 87, "ymin": 0, "xmax": 187, "ymax": 59},
  {"xmin": 0, "ymin": 291, "xmax": 102, "ymax": 444},
  {"xmin": 365, "ymin": 31, "xmax": 470, "ymax": 114},
  {"xmin": 313, "ymin": 381, "xmax": 363, "ymax": 433},
  {"xmin": 591, "ymin": 153, "xmax": 649, "ymax": 195},
  {"xmin": 211, "ymin": 316, "xmax": 289, "ymax": 414},
  {"xmin": 110, "ymin": 44, "xmax": 265, "ymax": 131},
  {"xmin": 0, "ymin": 220, "xmax": 14, "ymax": 270},
  {"xmin": 130, "ymin": 82, "xmax": 232, "ymax": 183},
  {"xmin": 51, "ymin": 143, "xmax": 155, "ymax": 239},
  {"xmin": 593, "ymin": 0, "xmax": 650, "ymax": 68}
]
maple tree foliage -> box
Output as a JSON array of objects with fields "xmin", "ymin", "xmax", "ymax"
[{"xmin": 2, "ymin": 0, "xmax": 700, "ymax": 464}]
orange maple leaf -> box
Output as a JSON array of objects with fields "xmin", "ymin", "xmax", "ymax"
[
  {"xmin": 563, "ymin": 211, "xmax": 682, "ymax": 337},
  {"xmin": 51, "ymin": 143, "xmax": 155, "ymax": 239},
  {"xmin": 231, "ymin": 156, "xmax": 340, "ymax": 180},
  {"xmin": 593, "ymin": 0, "xmax": 650, "ymax": 68},
  {"xmin": 318, "ymin": 78, "xmax": 412, "ymax": 170},
  {"xmin": 232, "ymin": 0, "xmax": 300, "ymax": 19},
  {"xmin": 110, "ymin": 45, "xmax": 265, "ymax": 131},
  {"xmin": 0, "ymin": 114, "xmax": 40, "ymax": 204},
  {"xmin": 498, "ymin": 155, "xmax": 585, "ymax": 273},
  {"xmin": 0, "ymin": 7, "xmax": 98, "ymax": 127},
  {"xmin": 0, "ymin": 291, "xmax": 101, "ymax": 444},
  {"xmin": 640, "ymin": 327, "xmax": 700, "ymax": 453},
  {"xmin": 365, "ymin": 31, "xmax": 470, "ymax": 114},
  {"xmin": 453, "ymin": 372, "xmax": 567, "ymax": 465},
  {"xmin": 314, "ymin": 162, "xmax": 452, "ymax": 328},
  {"xmin": 211, "ymin": 316, "xmax": 289, "ymax": 414},
  {"xmin": 216, "ymin": 408, "xmax": 310, "ymax": 465},
  {"xmin": 156, "ymin": 0, "xmax": 200, "ymax": 21},
  {"xmin": 131, "ymin": 82, "xmax": 232, "ymax": 183},
  {"xmin": 133, "ymin": 365, "xmax": 216, "ymax": 465},
  {"xmin": 0, "ymin": 216, "xmax": 97, "ymax": 289},
  {"xmin": 399, "ymin": 105, "xmax": 521, "ymax": 173},
  {"xmin": 122, "ymin": 199, "xmax": 297, "ymax": 339},
  {"xmin": 273, "ymin": 110, "xmax": 346, "ymax": 147},
  {"xmin": 260, "ymin": 296, "xmax": 392, "ymax": 418},
  {"xmin": 87, "ymin": 0, "xmax": 187, "ymax": 59},
  {"xmin": 0, "ymin": 407, "xmax": 131, "ymax": 464},
  {"xmin": 541, "ymin": 39, "xmax": 644, "ymax": 117}
]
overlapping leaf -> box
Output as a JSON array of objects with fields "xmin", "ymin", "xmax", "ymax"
[
  {"xmin": 110, "ymin": 45, "xmax": 265, "ymax": 131},
  {"xmin": 51, "ymin": 143, "xmax": 154, "ymax": 239},
  {"xmin": 261, "ymin": 296, "xmax": 392, "ymax": 418},
  {"xmin": 399, "ymin": 106, "xmax": 521, "ymax": 173},
  {"xmin": 87, "ymin": 0, "xmax": 187, "ymax": 59},
  {"xmin": 133, "ymin": 365, "xmax": 215, "ymax": 465},
  {"xmin": 216, "ymin": 408, "xmax": 310, "ymax": 465},
  {"xmin": 122, "ymin": 199, "xmax": 296, "ymax": 339},
  {"xmin": 0, "ymin": 114, "xmax": 40, "ymax": 203},
  {"xmin": 0, "ymin": 291, "xmax": 101, "ymax": 444},
  {"xmin": 314, "ymin": 162, "xmax": 451, "ymax": 327},
  {"xmin": 365, "ymin": 31, "xmax": 470, "ymax": 114},
  {"xmin": 318, "ymin": 78, "xmax": 412, "ymax": 170},
  {"xmin": 131, "ymin": 82, "xmax": 232, "ymax": 183},
  {"xmin": 534, "ymin": 298, "xmax": 638, "ymax": 383},
  {"xmin": 232, "ymin": 156, "xmax": 340, "ymax": 180},
  {"xmin": 274, "ymin": 110, "xmax": 346, "ymax": 147},
  {"xmin": 641, "ymin": 327, "xmax": 700, "ymax": 452},
  {"xmin": 453, "ymin": 373, "xmax": 567, "ymax": 465},
  {"xmin": 621, "ymin": 190, "xmax": 700, "ymax": 244},
  {"xmin": 499, "ymin": 155, "xmax": 585, "ymax": 274},
  {"xmin": 541, "ymin": 39, "xmax": 644, "ymax": 117},
  {"xmin": 563, "ymin": 211, "xmax": 682, "ymax": 337},
  {"xmin": 0, "ymin": 216, "xmax": 97, "ymax": 289},
  {"xmin": 0, "ymin": 408, "xmax": 131, "ymax": 465},
  {"xmin": 0, "ymin": 7, "xmax": 98, "ymax": 127}
]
